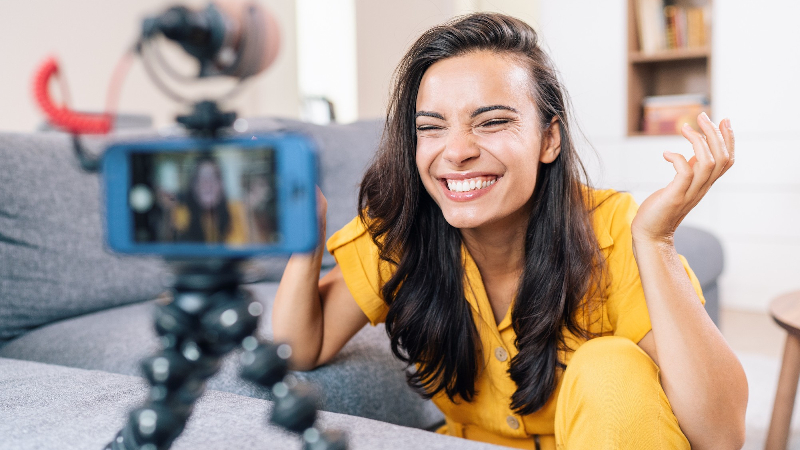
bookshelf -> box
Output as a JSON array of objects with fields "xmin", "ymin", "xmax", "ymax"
[{"xmin": 627, "ymin": 0, "xmax": 712, "ymax": 136}]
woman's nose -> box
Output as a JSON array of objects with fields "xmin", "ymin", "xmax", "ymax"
[{"xmin": 442, "ymin": 130, "xmax": 480, "ymax": 166}]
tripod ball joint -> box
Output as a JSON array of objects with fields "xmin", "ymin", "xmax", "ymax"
[
  {"xmin": 106, "ymin": 405, "xmax": 188, "ymax": 450},
  {"xmin": 240, "ymin": 340, "xmax": 291, "ymax": 388},
  {"xmin": 270, "ymin": 381, "xmax": 319, "ymax": 434},
  {"xmin": 199, "ymin": 296, "xmax": 261, "ymax": 354},
  {"xmin": 303, "ymin": 428, "xmax": 349, "ymax": 450},
  {"xmin": 154, "ymin": 288, "xmax": 262, "ymax": 357},
  {"xmin": 153, "ymin": 302, "xmax": 195, "ymax": 340},
  {"xmin": 140, "ymin": 350, "xmax": 193, "ymax": 388}
]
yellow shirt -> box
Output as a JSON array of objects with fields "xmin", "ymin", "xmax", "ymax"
[
  {"xmin": 173, "ymin": 201, "xmax": 248, "ymax": 245},
  {"xmin": 326, "ymin": 189, "xmax": 705, "ymax": 448}
]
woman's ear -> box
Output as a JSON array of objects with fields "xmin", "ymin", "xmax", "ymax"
[{"xmin": 539, "ymin": 117, "xmax": 562, "ymax": 164}]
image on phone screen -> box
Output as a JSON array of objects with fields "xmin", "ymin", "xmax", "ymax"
[{"xmin": 128, "ymin": 145, "xmax": 280, "ymax": 246}]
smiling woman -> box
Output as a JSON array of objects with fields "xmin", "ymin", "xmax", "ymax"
[{"xmin": 271, "ymin": 12, "xmax": 747, "ymax": 450}]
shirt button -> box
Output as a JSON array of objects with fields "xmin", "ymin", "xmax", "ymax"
[
  {"xmin": 506, "ymin": 415, "xmax": 520, "ymax": 430},
  {"xmin": 494, "ymin": 347, "xmax": 508, "ymax": 362}
]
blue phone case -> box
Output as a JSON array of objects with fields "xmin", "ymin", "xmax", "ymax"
[{"xmin": 103, "ymin": 133, "xmax": 318, "ymax": 257}]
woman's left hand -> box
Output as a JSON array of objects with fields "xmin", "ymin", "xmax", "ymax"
[{"xmin": 631, "ymin": 112, "xmax": 735, "ymax": 244}]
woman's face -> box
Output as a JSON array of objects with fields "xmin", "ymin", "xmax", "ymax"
[
  {"xmin": 414, "ymin": 50, "xmax": 560, "ymax": 232},
  {"xmin": 194, "ymin": 161, "xmax": 223, "ymax": 209}
]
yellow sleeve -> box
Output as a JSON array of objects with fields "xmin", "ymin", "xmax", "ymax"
[
  {"xmin": 597, "ymin": 191, "xmax": 706, "ymax": 344},
  {"xmin": 225, "ymin": 201, "xmax": 248, "ymax": 245},
  {"xmin": 172, "ymin": 204, "xmax": 190, "ymax": 233},
  {"xmin": 326, "ymin": 217, "xmax": 391, "ymax": 326}
]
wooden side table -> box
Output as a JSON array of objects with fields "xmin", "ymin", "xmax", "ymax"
[{"xmin": 766, "ymin": 290, "xmax": 800, "ymax": 450}]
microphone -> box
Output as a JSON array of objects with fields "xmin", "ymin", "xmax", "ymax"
[{"xmin": 142, "ymin": 0, "xmax": 280, "ymax": 79}]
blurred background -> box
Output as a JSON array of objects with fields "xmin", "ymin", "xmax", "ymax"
[
  {"xmin": 1, "ymin": 0, "xmax": 799, "ymax": 446},
  {"xmin": 2, "ymin": 0, "xmax": 796, "ymax": 316}
]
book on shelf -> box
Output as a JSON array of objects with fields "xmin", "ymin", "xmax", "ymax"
[
  {"xmin": 635, "ymin": 0, "xmax": 708, "ymax": 54},
  {"xmin": 642, "ymin": 94, "xmax": 709, "ymax": 135},
  {"xmin": 636, "ymin": 0, "xmax": 666, "ymax": 54},
  {"xmin": 686, "ymin": 6, "xmax": 707, "ymax": 48},
  {"xmin": 664, "ymin": 5, "xmax": 679, "ymax": 49}
]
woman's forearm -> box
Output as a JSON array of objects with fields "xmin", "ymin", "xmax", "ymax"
[
  {"xmin": 272, "ymin": 248, "xmax": 326, "ymax": 371},
  {"xmin": 633, "ymin": 237, "xmax": 747, "ymax": 450}
]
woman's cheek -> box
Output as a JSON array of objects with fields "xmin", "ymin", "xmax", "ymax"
[
  {"xmin": 415, "ymin": 140, "xmax": 438, "ymax": 170},
  {"xmin": 473, "ymin": 132, "xmax": 509, "ymax": 151}
]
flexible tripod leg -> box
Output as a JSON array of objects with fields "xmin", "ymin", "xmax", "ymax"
[
  {"xmin": 105, "ymin": 260, "xmax": 346, "ymax": 450},
  {"xmin": 106, "ymin": 260, "xmax": 258, "ymax": 450},
  {"xmin": 239, "ymin": 338, "xmax": 347, "ymax": 449}
]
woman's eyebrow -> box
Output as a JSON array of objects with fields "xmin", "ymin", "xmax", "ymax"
[
  {"xmin": 415, "ymin": 111, "xmax": 444, "ymax": 120},
  {"xmin": 471, "ymin": 105, "xmax": 518, "ymax": 117}
]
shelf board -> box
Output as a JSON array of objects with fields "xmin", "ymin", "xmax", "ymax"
[
  {"xmin": 629, "ymin": 47, "xmax": 710, "ymax": 63},
  {"xmin": 628, "ymin": 131, "xmax": 682, "ymax": 137}
]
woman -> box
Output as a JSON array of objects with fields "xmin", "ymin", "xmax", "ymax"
[
  {"xmin": 179, "ymin": 157, "xmax": 247, "ymax": 245},
  {"xmin": 273, "ymin": 13, "xmax": 747, "ymax": 450}
]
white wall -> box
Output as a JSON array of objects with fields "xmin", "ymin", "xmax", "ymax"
[
  {"xmin": 296, "ymin": 0, "xmax": 358, "ymax": 123},
  {"xmin": 353, "ymin": 0, "xmax": 540, "ymax": 120},
  {"xmin": 539, "ymin": 0, "xmax": 800, "ymax": 312},
  {"xmin": 454, "ymin": 0, "xmax": 540, "ymax": 31},
  {"xmin": 354, "ymin": 0, "xmax": 456, "ymax": 119},
  {"xmin": 0, "ymin": 0, "xmax": 300, "ymax": 133}
]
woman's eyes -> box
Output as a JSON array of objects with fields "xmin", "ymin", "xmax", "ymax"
[
  {"xmin": 415, "ymin": 118, "xmax": 511, "ymax": 133},
  {"xmin": 480, "ymin": 118, "xmax": 510, "ymax": 128}
]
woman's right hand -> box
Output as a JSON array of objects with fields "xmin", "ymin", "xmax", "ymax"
[{"xmin": 271, "ymin": 187, "xmax": 368, "ymax": 371}]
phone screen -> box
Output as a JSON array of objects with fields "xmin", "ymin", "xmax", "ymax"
[{"xmin": 128, "ymin": 145, "xmax": 280, "ymax": 246}]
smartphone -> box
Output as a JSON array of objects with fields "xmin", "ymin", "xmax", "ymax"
[{"xmin": 103, "ymin": 134, "xmax": 318, "ymax": 257}]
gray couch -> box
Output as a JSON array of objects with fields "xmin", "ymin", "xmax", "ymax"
[{"xmin": 0, "ymin": 118, "xmax": 723, "ymax": 450}]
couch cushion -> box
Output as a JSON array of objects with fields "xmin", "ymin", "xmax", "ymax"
[
  {"xmin": 0, "ymin": 132, "xmax": 167, "ymax": 343},
  {"xmin": 0, "ymin": 282, "xmax": 444, "ymax": 430},
  {"xmin": 0, "ymin": 357, "xmax": 503, "ymax": 450}
]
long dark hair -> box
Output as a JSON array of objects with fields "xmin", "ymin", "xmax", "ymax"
[{"xmin": 358, "ymin": 13, "xmax": 605, "ymax": 415}]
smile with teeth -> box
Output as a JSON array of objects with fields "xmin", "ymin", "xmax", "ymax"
[{"xmin": 445, "ymin": 176, "xmax": 498, "ymax": 193}]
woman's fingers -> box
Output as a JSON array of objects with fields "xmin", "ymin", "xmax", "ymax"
[
  {"xmin": 680, "ymin": 122, "xmax": 716, "ymax": 199},
  {"xmin": 316, "ymin": 186, "xmax": 328, "ymax": 217},
  {"xmin": 663, "ymin": 151, "xmax": 693, "ymax": 201},
  {"xmin": 718, "ymin": 118, "xmax": 736, "ymax": 177},
  {"xmin": 666, "ymin": 114, "xmax": 734, "ymax": 214},
  {"xmin": 696, "ymin": 112, "xmax": 731, "ymax": 180},
  {"xmin": 642, "ymin": 115, "xmax": 734, "ymax": 239},
  {"xmin": 315, "ymin": 187, "xmax": 328, "ymax": 246}
]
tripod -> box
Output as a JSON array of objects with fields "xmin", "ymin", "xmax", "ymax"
[
  {"xmin": 103, "ymin": 102, "xmax": 346, "ymax": 450},
  {"xmin": 105, "ymin": 259, "xmax": 346, "ymax": 450}
]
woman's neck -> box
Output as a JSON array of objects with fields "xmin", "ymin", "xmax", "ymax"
[
  {"xmin": 461, "ymin": 220, "xmax": 527, "ymax": 325},
  {"xmin": 460, "ymin": 208, "xmax": 528, "ymax": 274},
  {"xmin": 461, "ymin": 225, "xmax": 525, "ymax": 273}
]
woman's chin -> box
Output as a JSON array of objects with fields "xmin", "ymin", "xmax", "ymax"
[
  {"xmin": 439, "ymin": 204, "xmax": 532, "ymax": 235},
  {"xmin": 440, "ymin": 210, "xmax": 489, "ymax": 230}
]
